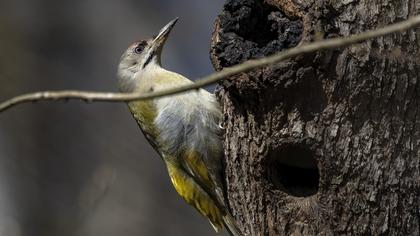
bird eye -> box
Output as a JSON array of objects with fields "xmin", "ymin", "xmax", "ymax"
[{"xmin": 134, "ymin": 45, "xmax": 144, "ymax": 54}]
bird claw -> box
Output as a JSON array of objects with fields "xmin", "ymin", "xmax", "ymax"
[{"xmin": 218, "ymin": 121, "xmax": 225, "ymax": 130}]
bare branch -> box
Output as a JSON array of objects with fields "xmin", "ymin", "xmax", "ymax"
[{"xmin": 1, "ymin": 15, "xmax": 420, "ymax": 113}]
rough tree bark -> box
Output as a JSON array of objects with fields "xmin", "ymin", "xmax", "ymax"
[{"xmin": 210, "ymin": 0, "xmax": 420, "ymax": 235}]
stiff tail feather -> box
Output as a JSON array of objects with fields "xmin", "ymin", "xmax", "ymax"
[{"xmin": 222, "ymin": 213, "xmax": 242, "ymax": 236}]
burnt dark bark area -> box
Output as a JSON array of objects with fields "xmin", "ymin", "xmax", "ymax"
[{"xmin": 210, "ymin": 0, "xmax": 420, "ymax": 235}]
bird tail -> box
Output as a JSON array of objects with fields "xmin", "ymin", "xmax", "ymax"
[{"xmin": 222, "ymin": 213, "xmax": 242, "ymax": 236}]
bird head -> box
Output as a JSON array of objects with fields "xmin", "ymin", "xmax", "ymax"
[{"xmin": 117, "ymin": 18, "xmax": 178, "ymax": 92}]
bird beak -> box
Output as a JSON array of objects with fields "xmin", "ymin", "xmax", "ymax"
[
  {"xmin": 150, "ymin": 18, "xmax": 178, "ymax": 56},
  {"xmin": 142, "ymin": 18, "xmax": 178, "ymax": 67},
  {"xmin": 154, "ymin": 18, "xmax": 178, "ymax": 44}
]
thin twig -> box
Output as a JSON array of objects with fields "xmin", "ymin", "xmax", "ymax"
[{"xmin": 1, "ymin": 15, "xmax": 420, "ymax": 113}]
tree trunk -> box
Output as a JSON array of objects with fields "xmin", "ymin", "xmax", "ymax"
[{"xmin": 210, "ymin": 0, "xmax": 420, "ymax": 235}]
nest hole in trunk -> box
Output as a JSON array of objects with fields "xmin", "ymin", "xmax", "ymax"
[{"xmin": 266, "ymin": 144, "xmax": 319, "ymax": 197}]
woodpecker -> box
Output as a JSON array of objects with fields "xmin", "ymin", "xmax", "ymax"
[{"xmin": 117, "ymin": 18, "xmax": 241, "ymax": 236}]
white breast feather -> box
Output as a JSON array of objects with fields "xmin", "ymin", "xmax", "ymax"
[{"xmin": 154, "ymin": 89, "xmax": 222, "ymax": 157}]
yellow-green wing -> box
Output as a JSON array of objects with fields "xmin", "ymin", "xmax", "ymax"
[
  {"xmin": 180, "ymin": 149, "xmax": 226, "ymax": 211},
  {"xmin": 166, "ymin": 161, "xmax": 224, "ymax": 231}
]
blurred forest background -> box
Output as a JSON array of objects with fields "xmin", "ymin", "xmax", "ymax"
[{"xmin": 0, "ymin": 0, "xmax": 225, "ymax": 235}]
